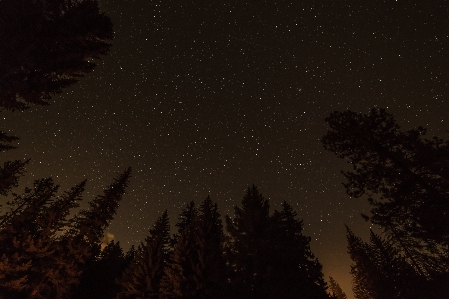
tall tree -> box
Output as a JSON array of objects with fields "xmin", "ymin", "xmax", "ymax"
[
  {"xmin": 226, "ymin": 187, "xmax": 330, "ymax": 299},
  {"xmin": 0, "ymin": 178, "xmax": 58, "ymax": 298},
  {"xmin": 57, "ymin": 168, "xmax": 131, "ymax": 299},
  {"xmin": 345, "ymin": 226, "xmax": 434, "ymax": 299},
  {"xmin": 0, "ymin": 178, "xmax": 86, "ymax": 299},
  {"xmin": 225, "ymin": 185, "xmax": 271, "ymax": 298},
  {"xmin": 172, "ymin": 201, "xmax": 197, "ymax": 244},
  {"xmin": 328, "ymin": 276, "xmax": 347, "ymax": 299},
  {"xmin": 160, "ymin": 196, "xmax": 226, "ymax": 299},
  {"xmin": 74, "ymin": 240, "xmax": 128, "ymax": 299},
  {"xmin": 269, "ymin": 201, "xmax": 329, "ymax": 299},
  {"xmin": 322, "ymin": 109, "xmax": 449, "ymax": 274},
  {"xmin": 71, "ymin": 167, "xmax": 131, "ymax": 247},
  {"xmin": 117, "ymin": 210, "xmax": 171, "ymax": 299}
]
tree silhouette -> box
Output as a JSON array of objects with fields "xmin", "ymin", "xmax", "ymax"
[
  {"xmin": 225, "ymin": 185, "xmax": 271, "ymax": 298},
  {"xmin": 345, "ymin": 226, "xmax": 433, "ymax": 299},
  {"xmin": 0, "ymin": 0, "xmax": 113, "ymax": 111},
  {"xmin": 269, "ymin": 201, "xmax": 329, "ymax": 299},
  {"xmin": 328, "ymin": 276, "xmax": 347, "ymax": 299},
  {"xmin": 322, "ymin": 109, "xmax": 449, "ymax": 274},
  {"xmin": 117, "ymin": 210, "xmax": 171, "ymax": 299},
  {"xmin": 226, "ymin": 186, "xmax": 330, "ymax": 299},
  {"xmin": 160, "ymin": 196, "xmax": 226, "ymax": 299},
  {"xmin": 74, "ymin": 240, "xmax": 128, "ymax": 299},
  {"xmin": 0, "ymin": 168, "xmax": 130, "ymax": 299}
]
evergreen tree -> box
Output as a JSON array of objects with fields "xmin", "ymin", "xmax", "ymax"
[
  {"xmin": 59, "ymin": 168, "xmax": 131, "ymax": 298},
  {"xmin": 346, "ymin": 227, "xmax": 379, "ymax": 299},
  {"xmin": 190, "ymin": 196, "xmax": 226, "ymax": 298},
  {"xmin": 225, "ymin": 185, "xmax": 271, "ymax": 298},
  {"xmin": 322, "ymin": 108, "xmax": 449, "ymax": 292},
  {"xmin": 0, "ymin": 178, "xmax": 86, "ymax": 298},
  {"xmin": 322, "ymin": 109, "xmax": 449, "ymax": 257},
  {"xmin": 160, "ymin": 196, "xmax": 226, "ymax": 299},
  {"xmin": 173, "ymin": 201, "xmax": 197, "ymax": 239},
  {"xmin": 117, "ymin": 210, "xmax": 171, "ymax": 299},
  {"xmin": 269, "ymin": 201, "xmax": 329, "ymax": 299},
  {"xmin": 0, "ymin": 159, "xmax": 28, "ymax": 200},
  {"xmin": 71, "ymin": 167, "xmax": 131, "ymax": 246},
  {"xmin": 226, "ymin": 187, "xmax": 330, "ymax": 299},
  {"xmin": 328, "ymin": 277, "xmax": 347, "ymax": 299},
  {"xmin": 74, "ymin": 240, "xmax": 127, "ymax": 299},
  {"xmin": 346, "ymin": 226, "xmax": 432, "ymax": 299},
  {"xmin": 0, "ymin": 178, "xmax": 59, "ymax": 298}
]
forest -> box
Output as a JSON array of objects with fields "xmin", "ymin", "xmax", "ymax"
[{"xmin": 0, "ymin": 0, "xmax": 448, "ymax": 298}]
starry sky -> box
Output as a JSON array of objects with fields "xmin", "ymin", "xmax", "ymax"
[{"xmin": 3, "ymin": 1, "xmax": 449, "ymax": 297}]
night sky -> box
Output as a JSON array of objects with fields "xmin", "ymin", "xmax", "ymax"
[{"xmin": 3, "ymin": 1, "xmax": 449, "ymax": 297}]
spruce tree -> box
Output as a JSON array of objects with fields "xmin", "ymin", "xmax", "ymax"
[
  {"xmin": 117, "ymin": 210, "xmax": 171, "ymax": 299},
  {"xmin": 225, "ymin": 185, "xmax": 271, "ymax": 297},
  {"xmin": 74, "ymin": 240, "xmax": 127, "ymax": 299},
  {"xmin": 328, "ymin": 276, "xmax": 347, "ymax": 299},
  {"xmin": 346, "ymin": 226, "xmax": 429, "ymax": 299},
  {"xmin": 0, "ymin": 178, "xmax": 59, "ymax": 298},
  {"xmin": 322, "ymin": 109, "xmax": 449, "ymax": 264},
  {"xmin": 322, "ymin": 109, "xmax": 449, "ymax": 296},
  {"xmin": 160, "ymin": 196, "xmax": 226, "ymax": 299},
  {"xmin": 226, "ymin": 187, "xmax": 330, "ymax": 299},
  {"xmin": 173, "ymin": 201, "xmax": 197, "ymax": 241},
  {"xmin": 0, "ymin": 178, "xmax": 86, "ymax": 298},
  {"xmin": 269, "ymin": 201, "xmax": 329, "ymax": 299},
  {"xmin": 60, "ymin": 168, "xmax": 131, "ymax": 298}
]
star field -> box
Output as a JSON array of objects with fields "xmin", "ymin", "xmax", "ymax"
[{"xmin": 3, "ymin": 1, "xmax": 449, "ymax": 297}]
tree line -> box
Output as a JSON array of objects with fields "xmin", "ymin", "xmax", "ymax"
[{"xmin": 0, "ymin": 173, "xmax": 340, "ymax": 299}]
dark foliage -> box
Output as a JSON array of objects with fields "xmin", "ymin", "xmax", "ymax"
[
  {"xmin": 226, "ymin": 186, "xmax": 330, "ymax": 299},
  {"xmin": 74, "ymin": 240, "xmax": 129, "ymax": 299},
  {"xmin": 322, "ymin": 108, "xmax": 449, "ymax": 298},
  {"xmin": 0, "ymin": 0, "xmax": 113, "ymax": 111},
  {"xmin": 0, "ymin": 169, "xmax": 131, "ymax": 299},
  {"xmin": 160, "ymin": 196, "xmax": 226, "ymax": 299},
  {"xmin": 322, "ymin": 108, "xmax": 449, "ymax": 248},
  {"xmin": 117, "ymin": 210, "xmax": 171, "ymax": 299},
  {"xmin": 328, "ymin": 276, "xmax": 347, "ymax": 299}
]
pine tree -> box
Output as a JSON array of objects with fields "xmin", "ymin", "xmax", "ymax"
[
  {"xmin": 346, "ymin": 226, "xmax": 430, "ymax": 299},
  {"xmin": 269, "ymin": 201, "xmax": 329, "ymax": 299},
  {"xmin": 59, "ymin": 168, "xmax": 131, "ymax": 298},
  {"xmin": 322, "ymin": 108, "xmax": 449, "ymax": 296},
  {"xmin": 160, "ymin": 196, "xmax": 226, "ymax": 299},
  {"xmin": 0, "ymin": 178, "xmax": 59, "ymax": 298},
  {"xmin": 117, "ymin": 210, "xmax": 171, "ymax": 299},
  {"xmin": 346, "ymin": 227, "xmax": 378, "ymax": 299},
  {"xmin": 190, "ymin": 196, "xmax": 226, "ymax": 298},
  {"xmin": 328, "ymin": 276, "xmax": 347, "ymax": 299},
  {"xmin": 74, "ymin": 240, "xmax": 128, "ymax": 299},
  {"xmin": 173, "ymin": 201, "xmax": 197, "ymax": 240},
  {"xmin": 72, "ymin": 167, "xmax": 131, "ymax": 245},
  {"xmin": 0, "ymin": 178, "xmax": 87, "ymax": 299},
  {"xmin": 225, "ymin": 185, "xmax": 271, "ymax": 298},
  {"xmin": 226, "ymin": 188, "xmax": 330, "ymax": 299},
  {"xmin": 28, "ymin": 180, "xmax": 86, "ymax": 299},
  {"xmin": 322, "ymin": 109, "xmax": 449, "ymax": 260}
]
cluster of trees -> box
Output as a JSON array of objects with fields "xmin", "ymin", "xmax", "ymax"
[
  {"xmin": 0, "ymin": 1, "xmax": 343, "ymax": 298},
  {"xmin": 0, "ymin": 177, "xmax": 338, "ymax": 299},
  {"xmin": 322, "ymin": 109, "xmax": 449, "ymax": 299}
]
